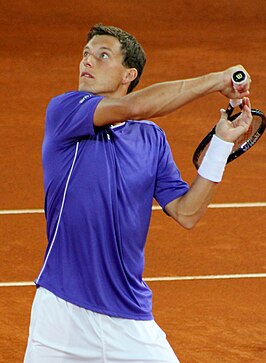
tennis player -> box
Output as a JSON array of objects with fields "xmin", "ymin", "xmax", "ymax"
[{"xmin": 24, "ymin": 24, "xmax": 252, "ymax": 363}]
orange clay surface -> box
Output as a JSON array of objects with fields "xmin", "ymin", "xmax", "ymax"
[{"xmin": 0, "ymin": 1, "xmax": 266, "ymax": 362}]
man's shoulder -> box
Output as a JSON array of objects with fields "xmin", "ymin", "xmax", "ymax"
[{"xmin": 49, "ymin": 91, "xmax": 100, "ymax": 105}]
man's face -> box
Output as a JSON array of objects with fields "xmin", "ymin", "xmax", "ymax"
[{"xmin": 79, "ymin": 35, "xmax": 129, "ymax": 97}]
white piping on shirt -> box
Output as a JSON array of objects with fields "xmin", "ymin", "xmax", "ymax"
[
  {"xmin": 36, "ymin": 142, "xmax": 80, "ymax": 284},
  {"xmin": 110, "ymin": 122, "xmax": 126, "ymax": 129}
]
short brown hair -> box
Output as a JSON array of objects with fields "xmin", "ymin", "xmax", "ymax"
[{"xmin": 88, "ymin": 24, "xmax": 146, "ymax": 93}]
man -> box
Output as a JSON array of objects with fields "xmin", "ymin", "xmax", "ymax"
[{"xmin": 24, "ymin": 24, "xmax": 252, "ymax": 362}]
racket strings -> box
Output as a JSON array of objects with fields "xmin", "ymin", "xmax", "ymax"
[{"xmin": 232, "ymin": 115, "xmax": 262, "ymax": 152}]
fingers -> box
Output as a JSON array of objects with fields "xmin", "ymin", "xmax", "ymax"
[
  {"xmin": 237, "ymin": 105, "xmax": 252, "ymax": 127},
  {"xmin": 241, "ymin": 96, "xmax": 251, "ymax": 110},
  {"xmin": 232, "ymin": 99, "xmax": 252, "ymax": 134},
  {"xmin": 215, "ymin": 97, "xmax": 252, "ymax": 142},
  {"xmin": 219, "ymin": 108, "xmax": 228, "ymax": 120},
  {"xmin": 232, "ymin": 85, "xmax": 250, "ymax": 100}
]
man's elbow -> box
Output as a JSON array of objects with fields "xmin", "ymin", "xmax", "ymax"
[
  {"xmin": 179, "ymin": 217, "xmax": 198, "ymax": 230},
  {"xmin": 172, "ymin": 213, "xmax": 201, "ymax": 230},
  {"xmin": 165, "ymin": 199, "xmax": 205, "ymax": 230}
]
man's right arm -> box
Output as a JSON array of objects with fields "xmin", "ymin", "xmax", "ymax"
[{"xmin": 93, "ymin": 65, "xmax": 251, "ymax": 126}]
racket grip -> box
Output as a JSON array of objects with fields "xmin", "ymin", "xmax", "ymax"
[
  {"xmin": 227, "ymin": 70, "xmax": 248, "ymax": 116},
  {"xmin": 226, "ymin": 99, "xmax": 242, "ymax": 117},
  {"xmin": 232, "ymin": 70, "xmax": 247, "ymax": 87}
]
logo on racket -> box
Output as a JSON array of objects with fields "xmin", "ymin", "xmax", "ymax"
[
  {"xmin": 232, "ymin": 70, "xmax": 246, "ymax": 84},
  {"xmin": 242, "ymin": 131, "xmax": 261, "ymax": 151}
]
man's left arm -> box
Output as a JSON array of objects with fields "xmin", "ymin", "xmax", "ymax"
[{"xmin": 165, "ymin": 98, "xmax": 252, "ymax": 229}]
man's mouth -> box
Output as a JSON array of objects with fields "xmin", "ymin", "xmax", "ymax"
[{"xmin": 81, "ymin": 71, "xmax": 94, "ymax": 79}]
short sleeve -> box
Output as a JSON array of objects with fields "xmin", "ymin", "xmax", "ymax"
[
  {"xmin": 45, "ymin": 92, "xmax": 104, "ymax": 141},
  {"xmin": 154, "ymin": 131, "xmax": 189, "ymax": 209}
]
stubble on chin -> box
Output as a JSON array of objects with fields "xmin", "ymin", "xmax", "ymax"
[{"xmin": 78, "ymin": 79, "xmax": 92, "ymax": 93}]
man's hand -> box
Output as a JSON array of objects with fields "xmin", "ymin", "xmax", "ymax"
[
  {"xmin": 215, "ymin": 97, "xmax": 252, "ymax": 142},
  {"xmin": 220, "ymin": 65, "xmax": 251, "ymax": 100}
]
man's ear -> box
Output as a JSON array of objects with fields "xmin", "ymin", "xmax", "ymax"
[{"xmin": 122, "ymin": 68, "xmax": 138, "ymax": 85}]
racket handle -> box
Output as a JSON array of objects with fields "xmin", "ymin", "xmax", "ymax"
[
  {"xmin": 232, "ymin": 70, "xmax": 247, "ymax": 87},
  {"xmin": 227, "ymin": 70, "xmax": 248, "ymax": 116}
]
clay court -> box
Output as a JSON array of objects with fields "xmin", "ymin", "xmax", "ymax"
[{"xmin": 0, "ymin": 1, "xmax": 266, "ymax": 362}]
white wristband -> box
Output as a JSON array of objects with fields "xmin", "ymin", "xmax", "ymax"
[{"xmin": 198, "ymin": 135, "xmax": 234, "ymax": 182}]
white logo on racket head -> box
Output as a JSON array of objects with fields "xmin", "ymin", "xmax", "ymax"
[{"xmin": 242, "ymin": 131, "xmax": 261, "ymax": 151}]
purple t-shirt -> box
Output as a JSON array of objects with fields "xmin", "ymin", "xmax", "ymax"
[{"xmin": 36, "ymin": 91, "xmax": 189, "ymax": 320}]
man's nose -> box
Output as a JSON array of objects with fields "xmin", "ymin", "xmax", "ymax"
[{"xmin": 83, "ymin": 52, "xmax": 94, "ymax": 67}]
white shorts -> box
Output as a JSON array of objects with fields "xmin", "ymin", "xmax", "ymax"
[{"xmin": 24, "ymin": 287, "xmax": 180, "ymax": 363}]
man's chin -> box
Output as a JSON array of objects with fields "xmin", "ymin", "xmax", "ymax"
[
  {"xmin": 78, "ymin": 85, "xmax": 91, "ymax": 93},
  {"xmin": 78, "ymin": 80, "xmax": 93, "ymax": 93}
]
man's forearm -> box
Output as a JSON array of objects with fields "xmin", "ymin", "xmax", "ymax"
[{"xmin": 126, "ymin": 72, "xmax": 223, "ymax": 119}]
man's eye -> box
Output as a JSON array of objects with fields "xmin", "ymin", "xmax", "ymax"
[{"xmin": 100, "ymin": 53, "xmax": 109, "ymax": 59}]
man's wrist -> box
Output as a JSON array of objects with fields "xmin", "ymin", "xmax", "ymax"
[
  {"xmin": 198, "ymin": 134, "xmax": 234, "ymax": 182},
  {"xmin": 208, "ymin": 71, "xmax": 225, "ymax": 93}
]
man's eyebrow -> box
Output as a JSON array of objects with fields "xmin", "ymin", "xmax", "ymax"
[{"xmin": 83, "ymin": 45, "xmax": 114, "ymax": 53}]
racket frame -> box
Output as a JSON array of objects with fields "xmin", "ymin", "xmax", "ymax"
[{"xmin": 193, "ymin": 108, "xmax": 265, "ymax": 169}]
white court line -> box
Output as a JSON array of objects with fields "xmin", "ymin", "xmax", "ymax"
[
  {"xmin": 0, "ymin": 281, "xmax": 35, "ymax": 287},
  {"xmin": 0, "ymin": 209, "xmax": 44, "ymax": 215},
  {"xmin": 144, "ymin": 273, "xmax": 266, "ymax": 282},
  {"xmin": 0, "ymin": 202, "xmax": 266, "ymax": 215},
  {"xmin": 1, "ymin": 273, "xmax": 266, "ymax": 287}
]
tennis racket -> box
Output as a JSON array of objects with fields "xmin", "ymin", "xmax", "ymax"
[{"xmin": 193, "ymin": 70, "xmax": 265, "ymax": 169}]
